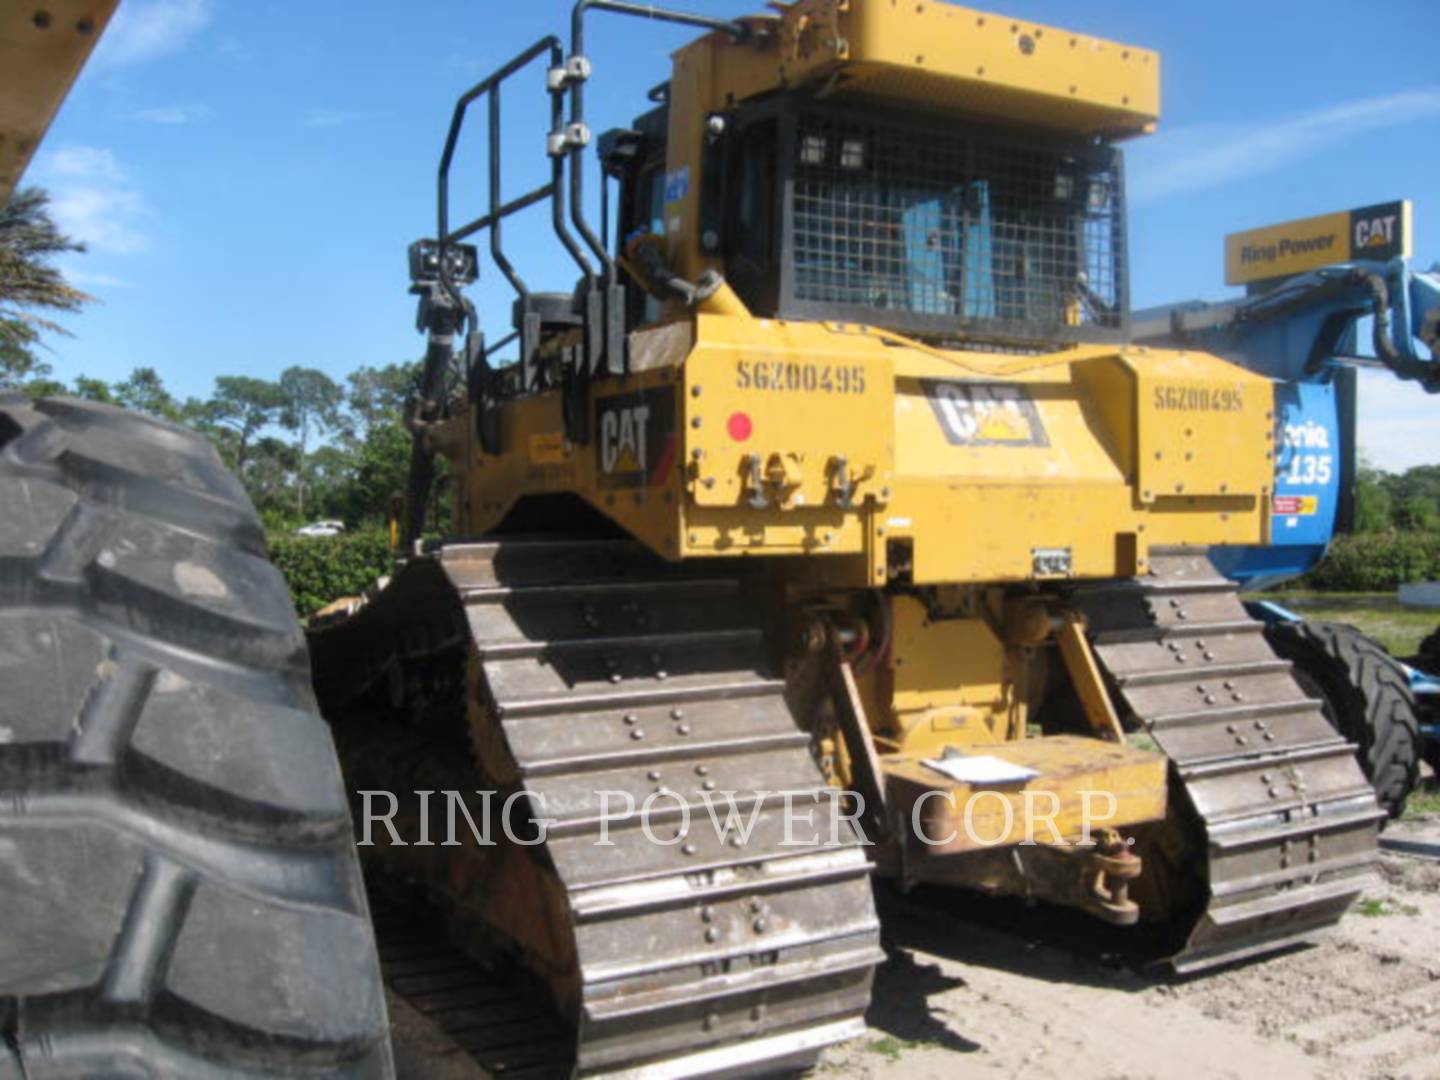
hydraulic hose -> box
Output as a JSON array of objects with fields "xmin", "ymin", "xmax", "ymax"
[{"xmin": 1350, "ymin": 267, "xmax": 1440, "ymax": 393}]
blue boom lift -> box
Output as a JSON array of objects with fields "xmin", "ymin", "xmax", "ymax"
[{"xmin": 1134, "ymin": 199, "xmax": 1440, "ymax": 815}]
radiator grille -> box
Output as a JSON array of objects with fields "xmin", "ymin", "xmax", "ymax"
[{"xmin": 789, "ymin": 114, "xmax": 1124, "ymax": 337}]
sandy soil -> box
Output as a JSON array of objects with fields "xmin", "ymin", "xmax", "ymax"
[
  {"xmin": 822, "ymin": 810, "xmax": 1440, "ymax": 1080},
  {"xmin": 388, "ymin": 810, "xmax": 1440, "ymax": 1079}
]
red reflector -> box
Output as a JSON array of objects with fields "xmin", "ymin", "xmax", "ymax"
[{"xmin": 726, "ymin": 411, "xmax": 753, "ymax": 441}]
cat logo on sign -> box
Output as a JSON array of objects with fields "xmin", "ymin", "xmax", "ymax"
[{"xmin": 922, "ymin": 379, "xmax": 1048, "ymax": 447}]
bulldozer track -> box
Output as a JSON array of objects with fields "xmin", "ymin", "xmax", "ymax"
[
  {"xmin": 314, "ymin": 538, "xmax": 883, "ymax": 1078},
  {"xmin": 315, "ymin": 540, "xmax": 1387, "ymax": 1072},
  {"xmin": 371, "ymin": 887, "xmax": 572, "ymax": 1078},
  {"xmin": 1072, "ymin": 549, "xmax": 1385, "ymax": 972},
  {"xmin": 1378, "ymin": 836, "xmax": 1440, "ymax": 863}
]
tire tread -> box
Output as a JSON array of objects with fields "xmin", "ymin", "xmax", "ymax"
[
  {"xmin": 0, "ymin": 397, "xmax": 392, "ymax": 1077},
  {"xmin": 1265, "ymin": 618, "xmax": 1421, "ymax": 819}
]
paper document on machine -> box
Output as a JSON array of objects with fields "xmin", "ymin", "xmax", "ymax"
[{"xmin": 922, "ymin": 754, "xmax": 1041, "ymax": 785}]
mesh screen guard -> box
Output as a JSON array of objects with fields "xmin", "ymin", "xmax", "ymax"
[{"xmin": 781, "ymin": 109, "xmax": 1127, "ymax": 344}]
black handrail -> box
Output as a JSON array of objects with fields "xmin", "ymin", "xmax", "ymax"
[
  {"xmin": 566, "ymin": 1, "xmax": 749, "ymax": 277},
  {"xmin": 430, "ymin": 2, "xmax": 750, "ymax": 378},
  {"xmin": 448, "ymin": 184, "xmax": 555, "ymax": 247},
  {"xmin": 486, "ymin": 88, "xmax": 526, "ymax": 300},
  {"xmin": 436, "ymin": 34, "xmax": 593, "ymax": 313}
]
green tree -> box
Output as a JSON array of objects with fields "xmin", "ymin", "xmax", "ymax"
[
  {"xmin": 178, "ymin": 396, "xmax": 236, "ymax": 457},
  {"xmin": 345, "ymin": 362, "xmax": 418, "ymax": 438},
  {"xmin": 4, "ymin": 353, "xmax": 55, "ymax": 390},
  {"xmin": 1367, "ymin": 464, "xmax": 1440, "ymax": 531},
  {"xmin": 113, "ymin": 367, "xmax": 180, "ymax": 419},
  {"xmin": 244, "ymin": 435, "xmax": 300, "ymax": 518},
  {"xmin": 0, "ymin": 188, "xmax": 92, "ymax": 388},
  {"xmin": 343, "ymin": 422, "xmax": 412, "ymax": 525},
  {"xmin": 207, "ymin": 376, "xmax": 286, "ymax": 472},
  {"xmin": 303, "ymin": 443, "xmax": 358, "ymax": 519},
  {"xmin": 1391, "ymin": 465, "xmax": 1440, "ymax": 522},
  {"xmin": 301, "ymin": 361, "xmax": 423, "ymax": 527},
  {"xmin": 1353, "ymin": 465, "xmax": 1393, "ymax": 533},
  {"xmin": 21, "ymin": 376, "xmax": 67, "ymax": 397},
  {"xmin": 71, "ymin": 375, "xmax": 115, "ymax": 403},
  {"xmin": 278, "ymin": 366, "xmax": 343, "ymax": 518},
  {"xmin": 1395, "ymin": 495, "xmax": 1440, "ymax": 532}
]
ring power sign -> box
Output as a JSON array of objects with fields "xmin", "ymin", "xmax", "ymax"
[
  {"xmin": 1224, "ymin": 200, "xmax": 1412, "ymax": 285},
  {"xmin": 596, "ymin": 388, "xmax": 677, "ymax": 490}
]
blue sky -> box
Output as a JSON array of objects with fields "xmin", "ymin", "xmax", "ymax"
[{"xmin": 29, "ymin": 0, "xmax": 1440, "ymax": 471}]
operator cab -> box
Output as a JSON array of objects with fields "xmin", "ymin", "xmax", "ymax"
[
  {"xmin": 418, "ymin": 0, "xmax": 1160, "ymax": 452},
  {"xmin": 602, "ymin": 86, "xmax": 1130, "ymax": 348}
]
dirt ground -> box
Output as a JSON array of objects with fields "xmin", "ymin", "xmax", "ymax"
[
  {"xmin": 825, "ymin": 808, "xmax": 1440, "ymax": 1080},
  {"xmin": 388, "ymin": 807, "xmax": 1440, "ymax": 1080}
]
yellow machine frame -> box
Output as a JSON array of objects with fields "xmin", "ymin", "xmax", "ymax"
[
  {"xmin": 446, "ymin": 319, "xmax": 1275, "ymax": 588},
  {"xmin": 0, "ymin": 0, "xmax": 118, "ymax": 200}
]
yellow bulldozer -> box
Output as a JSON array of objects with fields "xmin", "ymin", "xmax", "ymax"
[
  {"xmin": 0, "ymin": 1, "xmax": 1388, "ymax": 1077},
  {"xmin": 305, "ymin": 0, "xmax": 1386, "ymax": 1075}
]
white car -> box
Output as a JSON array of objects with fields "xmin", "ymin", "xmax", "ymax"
[{"xmin": 294, "ymin": 520, "xmax": 346, "ymax": 538}]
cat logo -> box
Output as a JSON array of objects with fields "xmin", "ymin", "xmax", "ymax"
[
  {"xmin": 1350, "ymin": 202, "xmax": 1404, "ymax": 259},
  {"xmin": 922, "ymin": 379, "xmax": 1048, "ymax": 447},
  {"xmin": 601, "ymin": 405, "xmax": 649, "ymax": 475},
  {"xmin": 596, "ymin": 388, "xmax": 676, "ymax": 489}
]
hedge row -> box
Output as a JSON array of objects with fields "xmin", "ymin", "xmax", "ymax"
[
  {"xmin": 1302, "ymin": 530, "xmax": 1440, "ymax": 591},
  {"xmin": 267, "ymin": 529, "xmax": 395, "ymax": 620},
  {"xmin": 264, "ymin": 527, "xmax": 1438, "ymax": 618}
]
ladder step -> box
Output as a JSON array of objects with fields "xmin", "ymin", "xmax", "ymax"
[
  {"xmin": 494, "ymin": 676, "xmax": 787, "ymax": 719},
  {"xmin": 1209, "ymin": 849, "xmax": 1378, "ymax": 899},
  {"xmin": 478, "ymin": 627, "xmax": 762, "ymax": 661},
  {"xmin": 1149, "ymin": 697, "xmax": 1321, "ymax": 730},
  {"xmin": 1116, "ymin": 658, "xmax": 1292, "ymax": 688}
]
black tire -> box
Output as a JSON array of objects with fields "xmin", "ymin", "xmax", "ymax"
[
  {"xmin": 1264, "ymin": 618, "xmax": 1421, "ymax": 820},
  {"xmin": 1424, "ymin": 729, "xmax": 1440, "ymax": 778},
  {"xmin": 1418, "ymin": 626, "xmax": 1440, "ymax": 674},
  {"xmin": 0, "ymin": 394, "xmax": 393, "ymax": 1077}
]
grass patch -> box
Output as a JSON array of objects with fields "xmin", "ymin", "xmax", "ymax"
[
  {"xmin": 1355, "ymin": 897, "xmax": 1387, "ymax": 917},
  {"xmin": 1405, "ymin": 785, "xmax": 1440, "ymax": 818},
  {"xmin": 867, "ymin": 1037, "xmax": 906, "ymax": 1061},
  {"xmin": 1355, "ymin": 895, "xmax": 1421, "ymax": 918},
  {"xmin": 867, "ymin": 1036, "xmax": 936, "ymax": 1061},
  {"xmin": 1267, "ymin": 592, "xmax": 1437, "ymax": 657}
]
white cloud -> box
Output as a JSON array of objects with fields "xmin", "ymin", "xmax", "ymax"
[
  {"xmin": 65, "ymin": 269, "xmax": 134, "ymax": 290},
  {"xmin": 1356, "ymin": 367, "xmax": 1439, "ymax": 472},
  {"xmin": 128, "ymin": 104, "xmax": 213, "ymax": 125},
  {"xmin": 1130, "ymin": 89, "xmax": 1440, "ymax": 204},
  {"xmin": 97, "ymin": 0, "xmax": 213, "ymax": 66},
  {"xmin": 34, "ymin": 147, "xmax": 148, "ymax": 255},
  {"xmin": 46, "ymin": 145, "xmax": 126, "ymax": 183}
]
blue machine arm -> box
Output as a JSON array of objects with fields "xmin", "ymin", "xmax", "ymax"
[
  {"xmin": 1136, "ymin": 257, "xmax": 1439, "ymax": 388},
  {"xmin": 1134, "ymin": 257, "xmax": 1440, "ymax": 588}
]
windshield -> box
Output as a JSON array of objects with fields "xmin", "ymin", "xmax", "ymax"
[{"xmin": 786, "ymin": 111, "xmax": 1125, "ymax": 340}]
